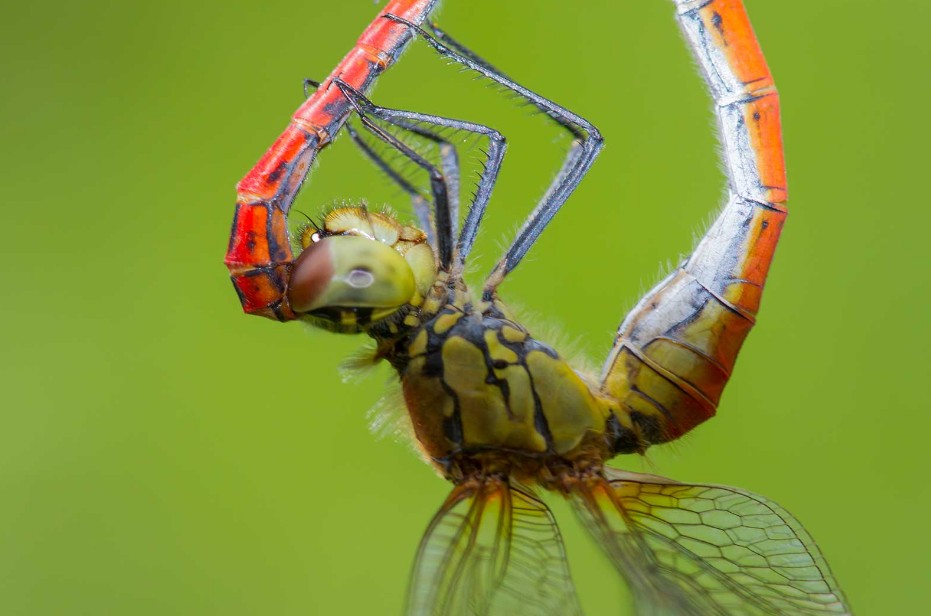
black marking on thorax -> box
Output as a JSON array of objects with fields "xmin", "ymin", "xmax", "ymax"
[{"xmin": 416, "ymin": 300, "xmax": 561, "ymax": 453}]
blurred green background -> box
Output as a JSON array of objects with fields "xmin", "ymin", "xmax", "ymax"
[{"xmin": 1, "ymin": 0, "xmax": 926, "ymax": 613}]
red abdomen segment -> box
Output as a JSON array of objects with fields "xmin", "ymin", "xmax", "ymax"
[
  {"xmin": 601, "ymin": 0, "xmax": 786, "ymax": 442},
  {"xmin": 225, "ymin": 0, "xmax": 439, "ymax": 321}
]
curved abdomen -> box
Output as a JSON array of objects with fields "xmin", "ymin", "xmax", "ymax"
[{"xmin": 600, "ymin": 0, "xmax": 787, "ymax": 444}]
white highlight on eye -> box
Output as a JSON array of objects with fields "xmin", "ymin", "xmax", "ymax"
[{"xmin": 346, "ymin": 268, "xmax": 375, "ymax": 288}]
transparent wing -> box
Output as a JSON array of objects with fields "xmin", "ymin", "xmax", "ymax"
[
  {"xmin": 407, "ymin": 479, "xmax": 583, "ymax": 616},
  {"xmin": 570, "ymin": 468, "xmax": 852, "ymax": 615}
]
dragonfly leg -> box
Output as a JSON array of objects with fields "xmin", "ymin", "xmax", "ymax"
[
  {"xmin": 385, "ymin": 15, "xmax": 603, "ymax": 296},
  {"xmin": 300, "ymin": 77, "xmax": 438, "ymax": 238},
  {"xmin": 333, "ymin": 78, "xmax": 506, "ymax": 274},
  {"xmin": 344, "ymin": 123, "xmax": 437, "ymax": 246},
  {"xmin": 424, "ymin": 22, "xmax": 586, "ymax": 140},
  {"xmin": 334, "ymin": 78, "xmax": 454, "ymax": 268},
  {"xmin": 599, "ymin": 0, "xmax": 787, "ymax": 444},
  {"xmin": 301, "ymin": 78, "xmax": 321, "ymax": 98}
]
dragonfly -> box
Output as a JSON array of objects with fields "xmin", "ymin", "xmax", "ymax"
[{"xmin": 225, "ymin": 0, "xmax": 852, "ymax": 614}]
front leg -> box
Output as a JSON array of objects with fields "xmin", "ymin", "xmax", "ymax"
[{"xmin": 334, "ymin": 79, "xmax": 507, "ymax": 274}]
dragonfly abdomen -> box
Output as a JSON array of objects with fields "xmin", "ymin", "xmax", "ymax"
[{"xmin": 600, "ymin": 198, "xmax": 786, "ymax": 444}]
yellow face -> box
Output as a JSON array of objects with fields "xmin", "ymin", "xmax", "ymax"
[{"xmin": 288, "ymin": 206, "xmax": 436, "ymax": 333}]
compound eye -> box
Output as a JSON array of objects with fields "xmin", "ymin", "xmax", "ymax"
[{"xmin": 288, "ymin": 235, "xmax": 415, "ymax": 318}]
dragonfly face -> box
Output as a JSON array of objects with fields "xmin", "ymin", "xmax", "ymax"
[
  {"xmin": 226, "ymin": 0, "xmax": 852, "ymax": 613},
  {"xmin": 289, "ymin": 235, "xmax": 415, "ymax": 321},
  {"xmin": 288, "ymin": 207, "xmax": 436, "ymax": 333}
]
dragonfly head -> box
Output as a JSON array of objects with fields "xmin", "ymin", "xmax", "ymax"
[{"xmin": 288, "ymin": 206, "xmax": 436, "ymax": 333}]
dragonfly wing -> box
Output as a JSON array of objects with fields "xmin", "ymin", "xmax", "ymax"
[
  {"xmin": 570, "ymin": 468, "xmax": 851, "ymax": 615},
  {"xmin": 407, "ymin": 479, "xmax": 583, "ymax": 616}
]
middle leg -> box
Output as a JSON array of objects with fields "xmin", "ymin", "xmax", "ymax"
[
  {"xmin": 386, "ymin": 15, "xmax": 604, "ymax": 296},
  {"xmin": 334, "ymin": 78, "xmax": 507, "ymax": 276}
]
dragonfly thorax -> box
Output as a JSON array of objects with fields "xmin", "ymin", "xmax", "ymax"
[
  {"xmin": 390, "ymin": 279, "xmax": 648, "ymax": 482},
  {"xmin": 289, "ymin": 207, "xmax": 658, "ymax": 481}
]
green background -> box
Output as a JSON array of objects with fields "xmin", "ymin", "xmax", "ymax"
[{"xmin": 1, "ymin": 0, "xmax": 925, "ymax": 613}]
